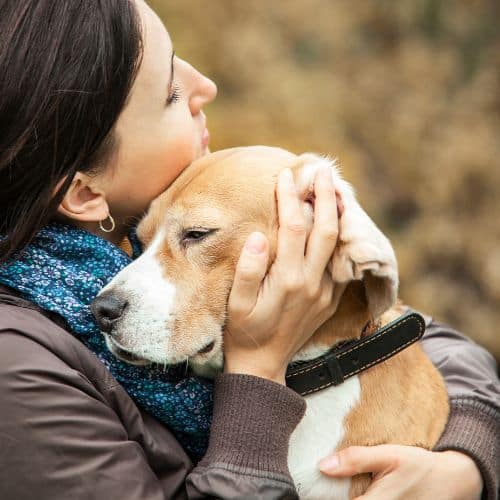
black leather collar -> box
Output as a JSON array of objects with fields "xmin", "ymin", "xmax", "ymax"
[{"xmin": 286, "ymin": 310, "xmax": 425, "ymax": 396}]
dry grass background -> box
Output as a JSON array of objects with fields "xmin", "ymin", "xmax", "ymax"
[{"xmin": 150, "ymin": 0, "xmax": 500, "ymax": 361}]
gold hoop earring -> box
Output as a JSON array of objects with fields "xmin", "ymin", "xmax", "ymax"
[{"xmin": 99, "ymin": 214, "xmax": 116, "ymax": 233}]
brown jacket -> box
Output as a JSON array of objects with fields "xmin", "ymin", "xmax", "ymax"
[{"xmin": 0, "ymin": 285, "xmax": 498, "ymax": 500}]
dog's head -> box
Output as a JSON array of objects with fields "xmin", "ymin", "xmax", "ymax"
[{"xmin": 92, "ymin": 146, "xmax": 398, "ymax": 372}]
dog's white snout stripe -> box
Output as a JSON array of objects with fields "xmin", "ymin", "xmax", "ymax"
[{"xmin": 101, "ymin": 230, "xmax": 178, "ymax": 363}]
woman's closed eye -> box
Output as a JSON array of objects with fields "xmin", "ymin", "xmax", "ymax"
[{"xmin": 167, "ymin": 84, "xmax": 182, "ymax": 106}]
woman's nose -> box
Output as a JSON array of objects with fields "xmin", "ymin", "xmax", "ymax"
[{"xmin": 188, "ymin": 69, "xmax": 218, "ymax": 116}]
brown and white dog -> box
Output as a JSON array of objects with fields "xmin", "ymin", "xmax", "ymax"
[{"xmin": 94, "ymin": 146, "xmax": 449, "ymax": 499}]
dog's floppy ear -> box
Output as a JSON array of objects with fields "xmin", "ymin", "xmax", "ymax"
[{"xmin": 292, "ymin": 153, "xmax": 399, "ymax": 318}]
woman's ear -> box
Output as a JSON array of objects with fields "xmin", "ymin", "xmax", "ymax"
[{"xmin": 56, "ymin": 172, "xmax": 109, "ymax": 222}]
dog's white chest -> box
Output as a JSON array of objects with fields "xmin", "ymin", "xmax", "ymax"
[{"xmin": 288, "ymin": 376, "xmax": 361, "ymax": 500}]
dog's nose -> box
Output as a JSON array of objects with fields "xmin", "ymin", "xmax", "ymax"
[{"xmin": 91, "ymin": 293, "xmax": 128, "ymax": 333}]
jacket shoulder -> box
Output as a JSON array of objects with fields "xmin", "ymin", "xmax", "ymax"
[{"xmin": 0, "ymin": 300, "xmax": 116, "ymax": 397}]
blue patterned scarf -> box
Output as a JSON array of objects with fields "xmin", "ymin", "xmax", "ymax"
[{"xmin": 0, "ymin": 222, "xmax": 213, "ymax": 460}]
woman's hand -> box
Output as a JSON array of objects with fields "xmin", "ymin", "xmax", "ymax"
[
  {"xmin": 319, "ymin": 445, "xmax": 483, "ymax": 500},
  {"xmin": 224, "ymin": 167, "xmax": 344, "ymax": 384}
]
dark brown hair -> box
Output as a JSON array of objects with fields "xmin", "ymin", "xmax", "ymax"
[{"xmin": 0, "ymin": 0, "xmax": 143, "ymax": 262}]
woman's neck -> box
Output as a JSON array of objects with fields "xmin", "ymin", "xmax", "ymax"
[{"xmin": 63, "ymin": 219, "xmax": 130, "ymax": 251}]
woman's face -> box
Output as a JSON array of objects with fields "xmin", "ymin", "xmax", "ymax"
[{"xmin": 97, "ymin": 0, "xmax": 217, "ymax": 223}]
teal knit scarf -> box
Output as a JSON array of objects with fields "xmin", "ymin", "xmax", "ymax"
[{"xmin": 0, "ymin": 222, "xmax": 213, "ymax": 460}]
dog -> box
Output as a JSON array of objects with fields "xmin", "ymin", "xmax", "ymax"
[{"xmin": 92, "ymin": 146, "xmax": 449, "ymax": 499}]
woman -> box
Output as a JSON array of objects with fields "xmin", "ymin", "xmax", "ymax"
[{"xmin": 0, "ymin": 1, "xmax": 497, "ymax": 499}]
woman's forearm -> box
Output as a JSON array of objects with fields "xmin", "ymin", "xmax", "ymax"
[
  {"xmin": 187, "ymin": 374, "xmax": 305, "ymax": 499},
  {"xmin": 420, "ymin": 316, "xmax": 499, "ymax": 500}
]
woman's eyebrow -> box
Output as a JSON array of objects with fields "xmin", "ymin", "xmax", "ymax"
[{"xmin": 167, "ymin": 50, "xmax": 175, "ymax": 93}]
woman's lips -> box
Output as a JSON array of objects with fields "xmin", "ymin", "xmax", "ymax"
[{"xmin": 202, "ymin": 127, "xmax": 210, "ymax": 148}]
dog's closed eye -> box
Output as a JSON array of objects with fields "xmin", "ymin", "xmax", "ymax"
[{"xmin": 181, "ymin": 228, "xmax": 218, "ymax": 247}]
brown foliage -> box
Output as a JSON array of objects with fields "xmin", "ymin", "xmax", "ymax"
[{"xmin": 150, "ymin": 0, "xmax": 500, "ymax": 361}]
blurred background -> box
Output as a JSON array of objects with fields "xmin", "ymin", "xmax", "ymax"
[{"xmin": 150, "ymin": 0, "xmax": 500, "ymax": 362}]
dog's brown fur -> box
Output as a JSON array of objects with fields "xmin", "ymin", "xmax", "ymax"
[{"xmin": 116, "ymin": 146, "xmax": 449, "ymax": 498}]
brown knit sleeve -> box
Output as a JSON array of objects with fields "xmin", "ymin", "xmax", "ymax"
[
  {"xmin": 420, "ymin": 318, "xmax": 500, "ymax": 500},
  {"xmin": 187, "ymin": 373, "xmax": 306, "ymax": 499},
  {"xmin": 434, "ymin": 398, "xmax": 499, "ymax": 500}
]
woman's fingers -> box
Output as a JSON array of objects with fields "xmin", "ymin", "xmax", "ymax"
[
  {"xmin": 305, "ymin": 167, "xmax": 339, "ymax": 283},
  {"xmin": 324, "ymin": 280, "xmax": 347, "ymax": 318},
  {"xmin": 319, "ymin": 445, "xmax": 400, "ymax": 477},
  {"xmin": 275, "ymin": 168, "xmax": 308, "ymax": 283},
  {"xmin": 229, "ymin": 232, "xmax": 269, "ymax": 317}
]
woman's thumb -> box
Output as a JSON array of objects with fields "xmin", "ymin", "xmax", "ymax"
[{"xmin": 319, "ymin": 446, "xmax": 394, "ymax": 477}]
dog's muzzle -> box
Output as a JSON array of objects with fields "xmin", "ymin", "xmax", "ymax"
[{"xmin": 91, "ymin": 292, "xmax": 128, "ymax": 334}]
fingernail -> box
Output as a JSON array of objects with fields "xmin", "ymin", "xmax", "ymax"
[
  {"xmin": 319, "ymin": 454, "xmax": 339, "ymax": 472},
  {"xmin": 281, "ymin": 168, "xmax": 294, "ymax": 184},
  {"xmin": 245, "ymin": 232, "xmax": 266, "ymax": 254},
  {"xmin": 322, "ymin": 166, "xmax": 333, "ymax": 183}
]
